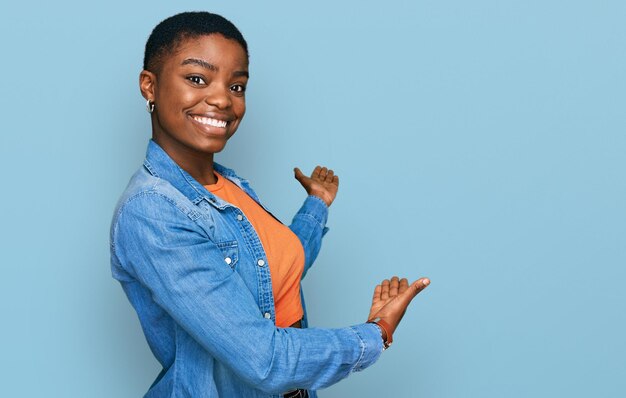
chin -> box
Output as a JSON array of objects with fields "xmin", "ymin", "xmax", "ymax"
[
  {"xmin": 209, "ymin": 146, "xmax": 227, "ymax": 154},
  {"xmin": 199, "ymin": 142, "xmax": 228, "ymax": 154}
]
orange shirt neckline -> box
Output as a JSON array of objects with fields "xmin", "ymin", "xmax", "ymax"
[{"xmin": 204, "ymin": 172, "xmax": 225, "ymax": 192}]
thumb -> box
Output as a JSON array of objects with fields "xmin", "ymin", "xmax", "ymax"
[
  {"xmin": 402, "ymin": 278, "xmax": 430, "ymax": 302},
  {"xmin": 294, "ymin": 167, "xmax": 307, "ymax": 183}
]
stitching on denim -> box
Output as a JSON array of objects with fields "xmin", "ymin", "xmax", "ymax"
[
  {"xmin": 295, "ymin": 196, "xmax": 328, "ymax": 226},
  {"xmin": 173, "ymin": 325, "xmax": 180, "ymax": 393},
  {"xmin": 143, "ymin": 159, "xmax": 159, "ymax": 178},
  {"xmin": 294, "ymin": 213, "xmax": 324, "ymax": 230},
  {"xmin": 306, "ymin": 195, "xmax": 328, "ymax": 208},
  {"xmin": 348, "ymin": 326, "xmax": 366, "ymax": 373},
  {"xmin": 126, "ymin": 190, "xmax": 199, "ymax": 220},
  {"xmin": 112, "ymin": 190, "xmax": 205, "ymax": 272}
]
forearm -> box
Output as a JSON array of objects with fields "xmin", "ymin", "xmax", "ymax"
[
  {"xmin": 237, "ymin": 323, "xmax": 383, "ymax": 393},
  {"xmin": 289, "ymin": 195, "xmax": 329, "ymax": 276}
]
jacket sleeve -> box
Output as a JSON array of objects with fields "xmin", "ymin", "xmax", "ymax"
[
  {"xmin": 111, "ymin": 192, "xmax": 382, "ymax": 394},
  {"xmin": 288, "ymin": 195, "xmax": 329, "ymax": 278}
]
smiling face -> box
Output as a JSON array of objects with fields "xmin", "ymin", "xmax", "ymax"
[{"xmin": 140, "ymin": 34, "xmax": 249, "ymax": 165}]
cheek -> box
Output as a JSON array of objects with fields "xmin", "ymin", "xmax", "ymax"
[
  {"xmin": 159, "ymin": 81, "xmax": 195, "ymax": 107},
  {"xmin": 235, "ymin": 100, "xmax": 246, "ymax": 118}
]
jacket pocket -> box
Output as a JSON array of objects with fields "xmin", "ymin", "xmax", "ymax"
[{"xmin": 216, "ymin": 240, "xmax": 239, "ymax": 269}]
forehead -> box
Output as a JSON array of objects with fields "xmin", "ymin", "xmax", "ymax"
[{"xmin": 164, "ymin": 34, "xmax": 249, "ymax": 69}]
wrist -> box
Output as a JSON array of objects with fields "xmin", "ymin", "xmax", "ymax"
[
  {"xmin": 367, "ymin": 317, "xmax": 393, "ymax": 350},
  {"xmin": 307, "ymin": 191, "xmax": 332, "ymax": 207}
]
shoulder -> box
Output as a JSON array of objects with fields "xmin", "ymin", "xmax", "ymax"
[{"xmin": 110, "ymin": 167, "xmax": 203, "ymax": 242}]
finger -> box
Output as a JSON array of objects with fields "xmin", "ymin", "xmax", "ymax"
[
  {"xmin": 312, "ymin": 166, "xmax": 322, "ymax": 179},
  {"xmin": 319, "ymin": 167, "xmax": 328, "ymax": 179},
  {"xmin": 391, "ymin": 278, "xmax": 429, "ymax": 314},
  {"xmin": 380, "ymin": 279, "xmax": 390, "ymax": 301},
  {"xmin": 372, "ymin": 284, "xmax": 382, "ymax": 304},
  {"xmin": 398, "ymin": 278, "xmax": 409, "ymax": 294},
  {"xmin": 333, "ymin": 175, "xmax": 339, "ymax": 186},
  {"xmin": 389, "ymin": 276, "xmax": 399, "ymax": 297},
  {"xmin": 326, "ymin": 169, "xmax": 335, "ymax": 182}
]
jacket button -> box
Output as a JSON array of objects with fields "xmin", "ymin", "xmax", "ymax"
[
  {"xmin": 257, "ymin": 259, "xmax": 265, "ymax": 267},
  {"xmin": 224, "ymin": 257, "xmax": 232, "ymax": 265},
  {"xmin": 236, "ymin": 214, "xmax": 243, "ymax": 221},
  {"xmin": 264, "ymin": 312, "xmax": 271, "ymax": 319}
]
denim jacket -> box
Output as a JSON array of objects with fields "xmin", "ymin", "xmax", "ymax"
[{"xmin": 109, "ymin": 140, "xmax": 383, "ymax": 397}]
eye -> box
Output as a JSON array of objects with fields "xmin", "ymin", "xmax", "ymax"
[
  {"xmin": 230, "ymin": 84, "xmax": 246, "ymax": 94},
  {"xmin": 187, "ymin": 75, "xmax": 206, "ymax": 85}
]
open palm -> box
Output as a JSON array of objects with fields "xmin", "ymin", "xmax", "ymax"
[
  {"xmin": 294, "ymin": 166, "xmax": 339, "ymax": 206},
  {"xmin": 368, "ymin": 277, "xmax": 430, "ymax": 337}
]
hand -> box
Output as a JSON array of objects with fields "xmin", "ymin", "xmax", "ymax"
[
  {"xmin": 294, "ymin": 166, "xmax": 339, "ymax": 207},
  {"xmin": 367, "ymin": 276, "xmax": 430, "ymax": 340}
]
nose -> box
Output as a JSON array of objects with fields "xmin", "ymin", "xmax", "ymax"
[{"xmin": 204, "ymin": 83, "xmax": 232, "ymax": 110}]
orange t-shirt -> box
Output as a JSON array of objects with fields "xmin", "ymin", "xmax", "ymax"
[{"xmin": 205, "ymin": 172, "xmax": 304, "ymax": 327}]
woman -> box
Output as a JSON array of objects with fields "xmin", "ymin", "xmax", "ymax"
[{"xmin": 110, "ymin": 11, "xmax": 429, "ymax": 398}]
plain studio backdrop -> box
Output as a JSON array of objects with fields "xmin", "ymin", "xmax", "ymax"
[{"xmin": 1, "ymin": 1, "xmax": 624, "ymax": 397}]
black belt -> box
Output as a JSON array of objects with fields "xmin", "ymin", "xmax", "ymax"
[{"xmin": 283, "ymin": 389, "xmax": 309, "ymax": 398}]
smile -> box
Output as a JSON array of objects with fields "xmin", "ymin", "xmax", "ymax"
[{"xmin": 191, "ymin": 116, "xmax": 228, "ymax": 128}]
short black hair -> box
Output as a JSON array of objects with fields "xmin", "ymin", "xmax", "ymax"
[{"xmin": 143, "ymin": 11, "xmax": 248, "ymax": 72}]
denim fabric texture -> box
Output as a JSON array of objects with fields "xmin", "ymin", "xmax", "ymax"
[{"xmin": 109, "ymin": 140, "xmax": 383, "ymax": 397}]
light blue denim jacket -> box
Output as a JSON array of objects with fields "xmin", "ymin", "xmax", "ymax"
[{"xmin": 109, "ymin": 140, "xmax": 383, "ymax": 397}]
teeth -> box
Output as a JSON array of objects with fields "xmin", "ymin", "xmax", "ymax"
[{"xmin": 192, "ymin": 116, "xmax": 228, "ymax": 128}]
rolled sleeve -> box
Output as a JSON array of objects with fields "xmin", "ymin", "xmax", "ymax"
[
  {"xmin": 350, "ymin": 323, "xmax": 384, "ymax": 372},
  {"xmin": 297, "ymin": 195, "xmax": 329, "ymax": 230}
]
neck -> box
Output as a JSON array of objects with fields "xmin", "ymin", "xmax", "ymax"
[{"xmin": 153, "ymin": 135, "xmax": 217, "ymax": 185}]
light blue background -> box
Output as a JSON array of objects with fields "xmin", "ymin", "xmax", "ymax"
[{"xmin": 1, "ymin": 1, "xmax": 624, "ymax": 397}]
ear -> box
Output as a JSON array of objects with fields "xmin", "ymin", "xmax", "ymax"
[{"xmin": 139, "ymin": 70, "xmax": 157, "ymax": 101}]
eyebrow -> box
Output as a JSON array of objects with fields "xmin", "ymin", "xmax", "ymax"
[
  {"xmin": 233, "ymin": 70, "xmax": 250, "ymax": 78},
  {"xmin": 182, "ymin": 58, "xmax": 218, "ymax": 71},
  {"xmin": 182, "ymin": 58, "xmax": 249, "ymax": 78}
]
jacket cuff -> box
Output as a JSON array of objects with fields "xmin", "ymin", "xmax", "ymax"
[
  {"xmin": 349, "ymin": 323, "xmax": 384, "ymax": 372},
  {"xmin": 297, "ymin": 195, "xmax": 329, "ymax": 230}
]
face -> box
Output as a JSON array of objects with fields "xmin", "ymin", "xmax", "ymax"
[{"xmin": 140, "ymin": 34, "xmax": 249, "ymax": 161}]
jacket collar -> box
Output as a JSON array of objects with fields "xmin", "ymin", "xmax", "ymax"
[{"xmin": 143, "ymin": 139, "xmax": 248, "ymax": 208}]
